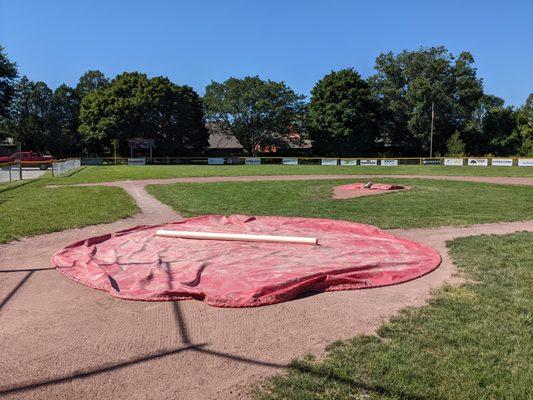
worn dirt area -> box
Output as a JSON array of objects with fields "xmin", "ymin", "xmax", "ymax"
[{"xmin": 1, "ymin": 174, "xmax": 532, "ymax": 400}]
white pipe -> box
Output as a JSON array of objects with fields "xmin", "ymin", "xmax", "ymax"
[{"xmin": 155, "ymin": 230, "xmax": 318, "ymax": 245}]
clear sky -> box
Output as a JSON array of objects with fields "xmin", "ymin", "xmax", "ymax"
[{"xmin": 1, "ymin": 0, "xmax": 532, "ymax": 105}]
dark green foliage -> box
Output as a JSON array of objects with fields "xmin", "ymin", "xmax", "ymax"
[
  {"xmin": 307, "ymin": 69, "xmax": 378, "ymax": 156},
  {"xmin": 0, "ymin": 45, "xmax": 18, "ymax": 121},
  {"xmin": 446, "ymin": 131, "xmax": 465, "ymax": 156},
  {"xmin": 369, "ymin": 47, "xmax": 483, "ymax": 155},
  {"xmin": 78, "ymin": 72, "xmax": 208, "ymax": 155},
  {"xmin": 204, "ymin": 76, "xmax": 305, "ymax": 154},
  {"xmin": 75, "ymin": 70, "xmax": 109, "ymax": 99}
]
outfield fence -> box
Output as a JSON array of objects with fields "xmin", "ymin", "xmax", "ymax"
[
  {"xmin": 52, "ymin": 159, "xmax": 81, "ymax": 177},
  {"xmin": 81, "ymin": 156, "xmax": 533, "ymax": 167}
]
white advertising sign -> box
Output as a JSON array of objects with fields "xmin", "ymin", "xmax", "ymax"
[
  {"xmin": 468, "ymin": 158, "xmax": 488, "ymax": 166},
  {"xmin": 321, "ymin": 158, "xmax": 337, "ymax": 166},
  {"xmin": 491, "ymin": 158, "xmax": 513, "ymax": 166},
  {"xmin": 360, "ymin": 159, "xmax": 378, "ymax": 166},
  {"xmin": 518, "ymin": 158, "xmax": 533, "ymax": 167},
  {"xmin": 208, "ymin": 157, "xmax": 224, "ymax": 165},
  {"xmin": 245, "ymin": 157, "xmax": 261, "ymax": 165},
  {"xmin": 340, "ymin": 159, "xmax": 358, "ymax": 166},
  {"xmin": 444, "ymin": 158, "xmax": 463, "ymax": 166},
  {"xmin": 381, "ymin": 159, "xmax": 398, "ymax": 166},
  {"xmin": 282, "ymin": 158, "xmax": 298, "ymax": 165},
  {"xmin": 127, "ymin": 158, "xmax": 146, "ymax": 165}
]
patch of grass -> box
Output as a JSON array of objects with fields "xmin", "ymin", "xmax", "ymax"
[
  {"xmin": 0, "ymin": 180, "xmax": 138, "ymax": 243},
  {"xmin": 147, "ymin": 179, "xmax": 533, "ymax": 229},
  {"xmin": 50, "ymin": 164, "xmax": 533, "ymax": 184},
  {"xmin": 253, "ymin": 232, "xmax": 533, "ymax": 399}
]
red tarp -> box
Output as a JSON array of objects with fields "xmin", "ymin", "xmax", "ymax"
[
  {"xmin": 52, "ymin": 215, "xmax": 441, "ymax": 307},
  {"xmin": 336, "ymin": 183, "xmax": 405, "ymax": 190}
]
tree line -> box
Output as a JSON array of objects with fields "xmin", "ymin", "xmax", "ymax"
[{"xmin": 0, "ymin": 45, "xmax": 531, "ymax": 157}]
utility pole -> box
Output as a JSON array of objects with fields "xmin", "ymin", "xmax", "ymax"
[
  {"xmin": 17, "ymin": 142, "xmax": 22, "ymax": 180},
  {"xmin": 429, "ymin": 101, "xmax": 435, "ymax": 158}
]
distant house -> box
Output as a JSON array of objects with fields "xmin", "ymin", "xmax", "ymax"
[{"xmin": 205, "ymin": 122, "xmax": 312, "ymax": 156}]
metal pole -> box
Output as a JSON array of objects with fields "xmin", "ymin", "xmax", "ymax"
[
  {"xmin": 18, "ymin": 142, "xmax": 22, "ymax": 180},
  {"xmin": 429, "ymin": 101, "xmax": 435, "ymax": 158}
]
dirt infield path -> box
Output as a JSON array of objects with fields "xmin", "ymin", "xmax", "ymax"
[{"xmin": 1, "ymin": 174, "xmax": 532, "ymax": 400}]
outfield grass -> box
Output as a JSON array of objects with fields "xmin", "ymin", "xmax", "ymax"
[
  {"xmin": 49, "ymin": 164, "xmax": 533, "ymax": 184},
  {"xmin": 254, "ymin": 232, "xmax": 533, "ymax": 399},
  {"xmin": 0, "ymin": 179, "xmax": 138, "ymax": 243},
  {"xmin": 147, "ymin": 178, "xmax": 533, "ymax": 229}
]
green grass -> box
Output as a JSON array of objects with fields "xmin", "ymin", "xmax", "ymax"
[
  {"xmin": 50, "ymin": 164, "xmax": 533, "ymax": 184},
  {"xmin": 0, "ymin": 179, "xmax": 138, "ymax": 243},
  {"xmin": 147, "ymin": 178, "xmax": 533, "ymax": 229},
  {"xmin": 254, "ymin": 232, "xmax": 533, "ymax": 400}
]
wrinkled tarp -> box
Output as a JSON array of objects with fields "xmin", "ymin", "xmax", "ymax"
[
  {"xmin": 336, "ymin": 183, "xmax": 405, "ymax": 190},
  {"xmin": 52, "ymin": 215, "xmax": 441, "ymax": 307}
]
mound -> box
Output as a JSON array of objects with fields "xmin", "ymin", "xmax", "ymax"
[{"xmin": 52, "ymin": 215, "xmax": 441, "ymax": 307}]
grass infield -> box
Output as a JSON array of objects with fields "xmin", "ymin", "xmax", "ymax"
[
  {"xmin": 253, "ymin": 232, "xmax": 533, "ymax": 399},
  {"xmin": 147, "ymin": 178, "xmax": 533, "ymax": 229},
  {"xmin": 0, "ymin": 180, "xmax": 138, "ymax": 243},
  {"xmin": 50, "ymin": 164, "xmax": 533, "ymax": 184}
]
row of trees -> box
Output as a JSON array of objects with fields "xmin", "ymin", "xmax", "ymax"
[{"xmin": 1, "ymin": 45, "xmax": 531, "ymax": 157}]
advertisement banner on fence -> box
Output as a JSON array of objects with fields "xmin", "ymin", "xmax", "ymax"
[
  {"xmin": 492, "ymin": 158, "xmax": 513, "ymax": 166},
  {"xmin": 321, "ymin": 158, "xmax": 337, "ymax": 166},
  {"xmin": 282, "ymin": 158, "xmax": 298, "ymax": 165},
  {"xmin": 381, "ymin": 159, "xmax": 398, "ymax": 166},
  {"xmin": 444, "ymin": 158, "xmax": 463, "ymax": 166},
  {"xmin": 245, "ymin": 157, "xmax": 261, "ymax": 165},
  {"xmin": 340, "ymin": 159, "xmax": 358, "ymax": 166},
  {"xmin": 423, "ymin": 159, "xmax": 442, "ymax": 165},
  {"xmin": 518, "ymin": 158, "xmax": 533, "ymax": 167},
  {"xmin": 128, "ymin": 158, "xmax": 146, "ymax": 165},
  {"xmin": 468, "ymin": 158, "xmax": 488, "ymax": 166},
  {"xmin": 360, "ymin": 159, "xmax": 378, "ymax": 166},
  {"xmin": 208, "ymin": 157, "xmax": 225, "ymax": 165}
]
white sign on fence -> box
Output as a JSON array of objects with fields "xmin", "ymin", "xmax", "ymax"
[
  {"xmin": 128, "ymin": 158, "xmax": 146, "ymax": 165},
  {"xmin": 468, "ymin": 158, "xmax": 488, "ymax": 166},
  {"xmin": 518, "ymin": 158, "xmax": 533, "ymax": 167},
  {"xmin": 321, "ymin": 158, "xmax": 337, "ymax": 166},
  {"xmin": 381, "ymin": 159, "xmax": 398, "ymax": 166},
  {"xmin": 340, "ymin": 159, "xmax": 357, "ymax": 166},
  {"xmin": 360, "ymin": 159, "xmax": 378, "ymax": 166},
  {"xmin": 444, "ymin": 158, "xmax": 463, "ymax": 166},
  {"xmin": 207, "ymin": 157, "xmax": 224, "ymax": 165},
  {"xmin": 492, "ymin": 158, "xmax": 513, "ymax": 166},
  {"xmin": 282, "ymin": 158, "xmax": 298, "ymax": 165},
  {"xmin": 245, "ymin": 157, "xmax": 261, "ymax": 165}
]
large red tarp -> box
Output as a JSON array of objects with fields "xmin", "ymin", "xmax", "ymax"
[{"xmin": 52, "ymin": 215, "xmax": 441, "ymax": 307}]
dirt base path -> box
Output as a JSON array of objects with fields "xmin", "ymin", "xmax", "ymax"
[{"xmin": 1, "ymin": 174, "xmax": 532, "ymax": 400}]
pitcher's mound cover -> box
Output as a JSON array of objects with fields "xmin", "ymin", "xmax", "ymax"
[{"xmin": 52, "ymin": 215, "xmax": 441, "ymax": 307}]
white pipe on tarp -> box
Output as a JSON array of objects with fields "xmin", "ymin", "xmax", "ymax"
[{"xmin": 155, "ymin": 230, "xmax": 318, "ymax": 245}]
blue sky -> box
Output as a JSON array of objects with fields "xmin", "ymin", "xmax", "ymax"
[{"xmin": 1, "ymin": 0, "xmax": 532, "ymax": 105}]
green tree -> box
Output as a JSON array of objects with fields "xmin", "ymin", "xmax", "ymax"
[
  {"xmin": 0, "ymin": 45, "xmax": 18, "ymax": 128},
  {"xmin": 53, "ymin": 84, "xmax": 81, "ymax": 156},
  {"xmin": 79, "ymin": 72, "xmax": 207, "ymax": 155},
  {"xmin": 307, "ymin": 69, "xmax": 378, "ymax": 156},
  {"xmin": 203, "ymin": 76, "xmax": 305, "ymax": 154},
  {"xmin": 446, "ymin": 131, "xmax": 466, "ymax": 156},
  {"xmin": 76, "ymin": 70, "xmax": 109, "ymax": 99},
  {"xmin": 513, "ymin": 93, "xmax": 533, "ymax": 156},
  {"xmin": 369, "ymin": 46, "xmax": 483, "ymax": 155},
  {"xmin": 6, "ymin": 76, "xmax": 59, "ymax": 152}
]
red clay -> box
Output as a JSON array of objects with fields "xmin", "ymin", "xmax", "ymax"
[{"xmin": 1, "ymin": 173, "xmax": 532, "ymax": 400}]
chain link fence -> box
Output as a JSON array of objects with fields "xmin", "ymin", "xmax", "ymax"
[
  {"xmin": 0, "ymin": 162, "xmax": 22, "ymax": 183},
  {"xmin": 52, "ymin": 159, "xmax": 81, "ymax": 177}
]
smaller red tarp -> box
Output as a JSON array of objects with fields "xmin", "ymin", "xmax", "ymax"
[{"xmin": 336, "ymin": 183, "xmax": 405, "ymax": 191}]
